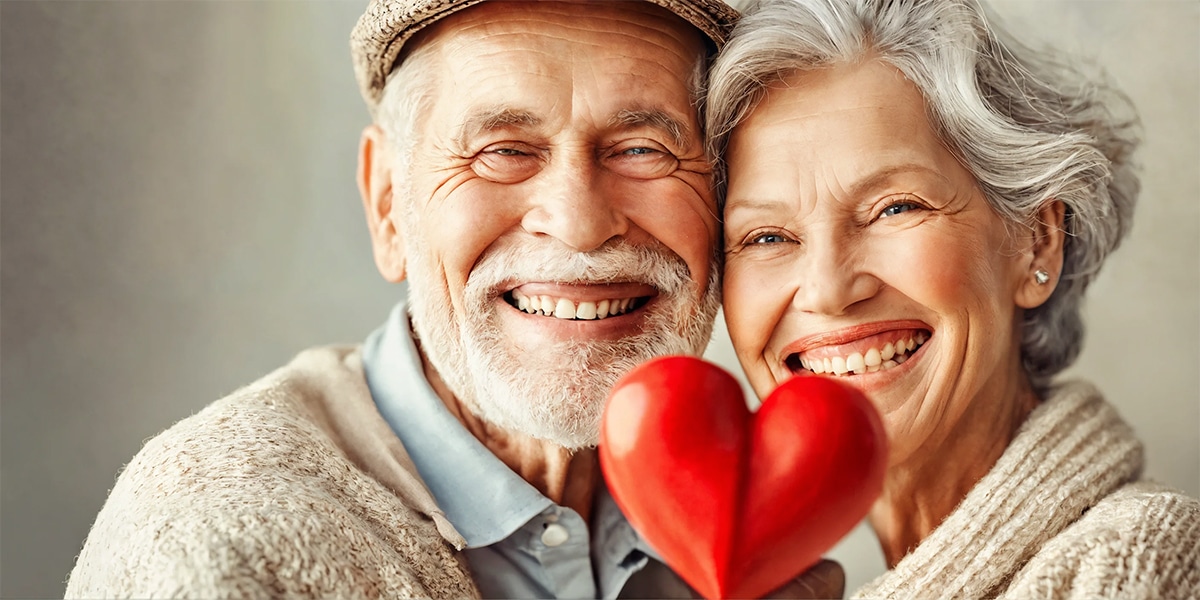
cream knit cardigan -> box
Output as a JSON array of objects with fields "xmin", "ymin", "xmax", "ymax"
[
  {"xmin": 67, "ymin": 346, "xmax": 480, "ymax": 599},
  {"xmin": 854, "ymin": 380, "xmax": 1200, "ymax": 599},
  {"xmin": 68, "ymin": 346, "xmax": 1199, "ymax": 599}
]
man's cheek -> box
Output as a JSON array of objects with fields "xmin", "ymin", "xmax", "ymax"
[{"xmin": 630, "ymin": 204, "xmax": 717, "ymax": 281}]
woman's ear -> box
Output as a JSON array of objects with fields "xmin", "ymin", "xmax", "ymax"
[
  {"xmin": 1014, "ymin": 200, "xmax": 1067, "ymax": 309},
  {"xmin": 358, "ymin": 124, "xmax": 407, "ymax": 283}
]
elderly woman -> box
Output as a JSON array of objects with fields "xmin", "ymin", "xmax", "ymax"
[{"xmin": 706, "ymin": 0, "xmax": 1199, "ymax": 597}]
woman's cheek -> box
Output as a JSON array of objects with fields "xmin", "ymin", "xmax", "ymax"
[
  {"xmin": 884, "ymin": 233, "xmax": 979, "ymax": 304},
  {"xmin": 723, "ymin": 257, "xmax": 793, "ymax": 389}
]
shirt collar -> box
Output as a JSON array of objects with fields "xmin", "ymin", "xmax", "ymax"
[{"xmin": 361, "ymin": 302, "xmax": 552, "ymax": 547}]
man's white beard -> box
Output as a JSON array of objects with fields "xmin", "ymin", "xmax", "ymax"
[{"xmin": 406, "ymin": 238, "xmax": 720, "ymax": 450}]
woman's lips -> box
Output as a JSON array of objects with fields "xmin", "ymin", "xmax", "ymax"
[{"xmin": 781, "ymin": 321, "xmax": 933, "ymax": 377}]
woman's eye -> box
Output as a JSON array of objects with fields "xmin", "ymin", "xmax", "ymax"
[
  {"xmin": 880, "ymin": 202, "xmax": 918, "ymax": 218},
  {"xmin": 491, "ymin": 148, "xmax": 525, "ymax": 156},
  {"xmin": 622, "ymin": 147, "xmax": 656, "ymax": 156},
  {"xmin": 751, "ymin": 233, "xmax": 789, "ymax": 244}
]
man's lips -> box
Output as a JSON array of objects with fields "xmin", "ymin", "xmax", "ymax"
[
  {"xmin": 503, "ymin": 282, "xmax": 657, "ymax": 321},
  {"xmin": 781, "ymin": 320, "xmax": 933, "ymax": 377}
]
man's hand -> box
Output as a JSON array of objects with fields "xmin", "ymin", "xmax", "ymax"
[
  {"xmin": 761, "ymin": 559, "xmax": 845, "ymax": 599},
  {"xmin": 618, "ymin": 557, "xmax": 845, "ymax": 599}
]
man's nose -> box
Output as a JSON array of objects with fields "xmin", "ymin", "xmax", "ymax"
[
  {"xmin": 521, "ymin": 156, "xmax": 628, "ymax": 252},
  {"xmin": 791, "ymin": 235, "xmax": 880, "ymax": 316}
]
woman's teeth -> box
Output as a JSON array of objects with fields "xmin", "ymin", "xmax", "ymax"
[
  {"xmin": 796, "ymin": 333, "xmax": 927, "ymax": 376},
  {"xmin": 510, "ymin": 290, "xmax": 641, "ymax": 320}
]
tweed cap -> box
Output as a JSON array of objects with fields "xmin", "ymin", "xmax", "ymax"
[{"xmin": 350, "ymin": 0, "xmax": 739, "ymax": 114}]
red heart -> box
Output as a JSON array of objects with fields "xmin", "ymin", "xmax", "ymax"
[{"xmin": 600, "ymin": 356, "xmax": 887, "ymax": 599}]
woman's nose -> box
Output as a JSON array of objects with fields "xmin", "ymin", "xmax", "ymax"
[
  {"xmin": 791, "ymin": 236, "xmax": 879, "ymax": 316},
  {"xmin": 521, "ymin": 156, "xmax": 629, "ymax": 252}
]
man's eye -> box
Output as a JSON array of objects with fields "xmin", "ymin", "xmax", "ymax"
[
  {"xmin": 474, "ymin": 145, "xmax": 541, "ymax": 183},
  {"xmin": 606, "ymin": 143, "xmax": 678, "ymax": 180}
]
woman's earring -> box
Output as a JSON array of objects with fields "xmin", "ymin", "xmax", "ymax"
[{"xmin": 1034, "ymin": 269, "xmax": 1051, "ymax": 285}]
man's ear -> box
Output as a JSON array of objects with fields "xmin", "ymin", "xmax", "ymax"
[
  {"xmin": 1014, "ymin": 200, "xmax": 1067, "ymax": 309},
  {"xmin": 358, "ymin": 124, "xmax": 406, "ymax": 283}
]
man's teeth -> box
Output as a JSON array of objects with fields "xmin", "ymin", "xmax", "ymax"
[
  {"xmin": 798, "ymin": 333, "xmax": 927, "ymax": 376},
  {"xmin": 511, "ymin": 290, "xmax": 637, "ymax": 320}
]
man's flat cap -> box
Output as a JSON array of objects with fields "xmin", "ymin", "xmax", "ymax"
[{"xmin": 350, "ymin": 0, "xmax": 739, "ymax": 114}]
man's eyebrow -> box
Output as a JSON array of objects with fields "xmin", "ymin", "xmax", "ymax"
[
  {"xmin": 608, "ymin": 109, "xmax": 691, "ymax": 150},
  {"xmin": 453, "ymin": 107, "xmax": 542, "ymax": 149}
]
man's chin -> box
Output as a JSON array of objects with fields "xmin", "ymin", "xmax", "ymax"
[
  {"xmin": 464, "ymin": 341, "xmax": 617, "ymax": 444},
  {"xmin": 413, "ymin": 278, "xmax": 717, "ymax": 449},
  {"xmin": 463, "ymin": 384, "xmax": 604, "ymax": 451}
]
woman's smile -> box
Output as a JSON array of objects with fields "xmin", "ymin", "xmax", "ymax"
[{"xmin": 781, "ymin": 322, "xmax": 931, "ymax": 378}]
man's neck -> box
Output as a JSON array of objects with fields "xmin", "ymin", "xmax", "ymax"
[{"xmin": 418, "ymin": 347, "xmax": 600, "ymax": 521}]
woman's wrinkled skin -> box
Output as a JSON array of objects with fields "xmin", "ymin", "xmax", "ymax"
[{"xmin": 722, "ymin": 58, "xmax": 1065, "ymax": 564}]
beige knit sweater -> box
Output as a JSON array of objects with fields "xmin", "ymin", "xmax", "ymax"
[
  {"xmin": 66, "ymin": 346, "xmax": 480, "ymax": 599},
  {"xmin": 67, "ymin": 346, "xmax": 1199, "ymax": 599},
  {"xmin": 854, "ymin": 380, "xmax": 1200, "ymax": 599}
]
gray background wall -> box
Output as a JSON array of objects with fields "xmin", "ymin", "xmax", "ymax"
[{"xmin": 1, "ymin": 1, "xmax": 1195, "ymax": 597}]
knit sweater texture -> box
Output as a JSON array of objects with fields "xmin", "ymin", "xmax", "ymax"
[
  {"xmin": 67, "ymin": 347, "xmax": 1199, "ymax": 599},
  {"xmin": 66, "ymin": 346, "xmax": 479, "ymax": 599},
  {"xmin": 854, "ymin": 380, "xmax": 1200, "ymax": 599}
]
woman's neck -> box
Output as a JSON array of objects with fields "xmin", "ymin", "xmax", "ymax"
[{"xmin": 868, "ymin": 376, "xmax": 1039, "ymax": 567}]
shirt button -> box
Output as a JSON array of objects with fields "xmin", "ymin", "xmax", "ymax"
[{"xmin": 541, "ymin": 523, "xmax": 570, "ymax": 547}]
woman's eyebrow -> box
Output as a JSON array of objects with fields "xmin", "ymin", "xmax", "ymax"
[
  {"xmin": 848, "ymin": 163, "xmax": 949, "ymax": 198},
  {"xmin": 725, "ymin": 164, "xmax": 951, "ymax": 214},
  {"xmin": 724, "ymin": 197, "xmax": 789, "ymax": 213}
]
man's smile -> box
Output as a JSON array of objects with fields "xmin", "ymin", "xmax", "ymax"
[{"xmin": 503, "ymin": 282, "xmax": 657, "ymax": 322}]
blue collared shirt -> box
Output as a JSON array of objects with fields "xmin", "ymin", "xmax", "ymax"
[{"xmin": 361, "ymin": 302, "xmax": 690, "ymax": 599}]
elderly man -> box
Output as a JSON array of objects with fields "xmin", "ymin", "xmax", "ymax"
[{"xmin": 66, "ymin": 1, "xmax": 841, "ymax": 598}]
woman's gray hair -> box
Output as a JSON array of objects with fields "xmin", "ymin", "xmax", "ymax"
[{"xmin": 706, "ymin": 0, "xmax": 1140, "ymax": 389}]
